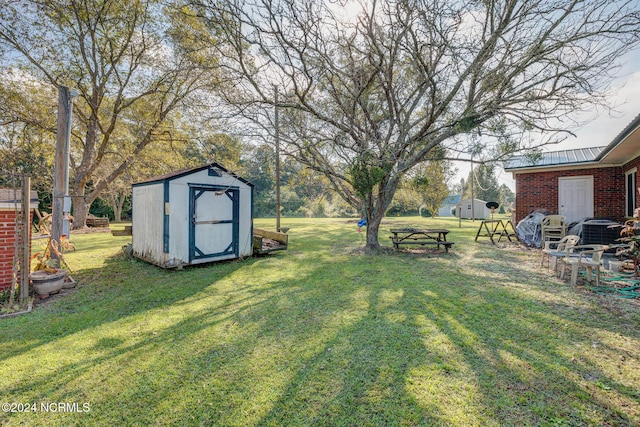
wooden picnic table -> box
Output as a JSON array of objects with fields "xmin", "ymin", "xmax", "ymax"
[
  {"xmin": 474, "ymin": 219, "xmax": 517, "ymax": 244},
  {"xmin": 389, "ymin": 228, "xmax": 454, "ymax": 252}
]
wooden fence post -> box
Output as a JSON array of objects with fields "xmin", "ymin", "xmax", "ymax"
[{"xmin": 20, "ymin": 175, "xmax": 30, "ymax": 304}]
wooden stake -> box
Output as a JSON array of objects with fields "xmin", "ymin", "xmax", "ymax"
[
  {"xmin": 274, "ymin": 86, "xmax": 281, "ymax": 233},
  {"xmin": 20, "ymin": 175, "xmax": 30, "ymax": 304}
]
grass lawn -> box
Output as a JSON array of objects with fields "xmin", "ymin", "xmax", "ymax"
[{"xmin": 1, "ymin": 216, "xmax": 639, "ymax": 426}]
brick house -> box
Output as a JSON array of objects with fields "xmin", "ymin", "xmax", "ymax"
[
  {"xmin": 505, "ymin": 114, "xmax": 640, "ymax": 225},
  {"xmin": 0, "ymin": 188, "xmax": 39, "ymax": 290}
]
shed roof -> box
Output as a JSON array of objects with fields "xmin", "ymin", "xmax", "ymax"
[
  {"xmin": 133, "ymin": 163, "xmax": 253, "ymax": 187},
  {"xmin": 442, "ymin": 195, "xmax": 461, "ymax": 205},
  {"xmin": 460, "ymin": 197, "xmax": 487, "ymax": 203}
]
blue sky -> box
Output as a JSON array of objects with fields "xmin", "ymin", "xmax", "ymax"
[{"xmin": 470, "ymin": 47, "xmax": 640, "ymax": 192}]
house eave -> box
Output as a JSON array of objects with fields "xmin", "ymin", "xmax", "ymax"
[
  {"xmin": 595, "ymin": 113, "xmax": 640, "ymax": 163},
  {"xmin": 505, "ymin": 113, "xmax": 640, "ymax": 173},
  {"xmin": 507, "ymin": 161, "xmax": 618, "ymax": 175}
]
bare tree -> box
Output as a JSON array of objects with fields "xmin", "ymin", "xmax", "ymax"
[{"xmin": 196, "ymin": 0, "xmax": 639, "ymax": 249}]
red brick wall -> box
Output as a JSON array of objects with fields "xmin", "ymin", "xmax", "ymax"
[
  {"xmin": 514, "ymin": 166, "xmax": 626, "ymax": 224},
  {"xmin": 0, "ymin": 210, "xmax": 33, "ymax": 290}
]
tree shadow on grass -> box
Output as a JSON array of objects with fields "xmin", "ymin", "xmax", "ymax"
[
  {"xmin": 247, "ymin": 252, "xmax": 640, "ymax": 426},
  {"xmin": 0, "ymin": 250, "xmax": 253, "ymax": 362},
  {"xmin": 2, "ymin": 237, "xmax": 639, "ymax": 426},
  {"xmin": 265, "ymin": 262, "xmax": 636, "ymax": 425}
]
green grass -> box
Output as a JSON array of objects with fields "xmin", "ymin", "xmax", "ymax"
[{"xmin": 1, "ymin": 216, "xmax": 639, "ymax": 426}]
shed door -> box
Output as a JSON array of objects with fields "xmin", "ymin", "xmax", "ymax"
[
  {"xmin": 559, "ymin": 176, "xmax": 593, "ymax": 223},
  {"xmin": 189, "ymin": 186, "xmax": 239, "ymax": 262}
]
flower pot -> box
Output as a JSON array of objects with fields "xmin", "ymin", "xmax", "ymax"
[{"xmin": 30, "ymin": 270, "xmax": 66, "ymax": 298}]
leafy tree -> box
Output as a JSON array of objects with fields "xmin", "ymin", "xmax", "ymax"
[
  {"xmin": 463, "ymin": 163, "xmax": 500, "ymax": 203},
  {"xmin": 0, "ymin": 75, "xmax": 57, "ymax": 197},
  {"xmin": 462, "ymin": 164, "xmax": 515, "ymax": 211},
  {"xmin": 386, "ymin": 187, "xmax": 419, "ymax": 217},
  {"xmin": 0, "ymin": 0, "xmax": 225, "ymax": 228},
  {"xmin": 498, "ymin": 183, "xmax": 515, "ymax": 212},
  {"xmin": 412, "ymin": 160, "xmax": 454, "ymax": 217},
  {"xmin": 198, "ymin": 0, "xmax": 640, "ymax": 249},
  {"xmin": 242, "ymin": 144, "xmax": 276, "ymax": 216}
]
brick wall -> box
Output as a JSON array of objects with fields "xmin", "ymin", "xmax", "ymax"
[
  {"xmin": 0, "ymin": 209, "xmax": 32, "ymax": 290},
  {"xmin": 624, "ymin": 157, "xmax": 640, "ymax": 171},
  {"xmin": 514, "ymin": 166, "xmax": 626, "ymax": 224}
]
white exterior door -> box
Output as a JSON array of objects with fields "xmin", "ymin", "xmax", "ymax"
[{"xmin": 558, "ymin": 176, "xmax": 594, "ymax": 223}]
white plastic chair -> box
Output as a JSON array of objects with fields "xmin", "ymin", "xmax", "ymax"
[
  {"xmin": 541, "ymin": 215, "xmax": 567, "ymax": 244},
  {"xmin": 540, "ymin": 235, "xmax": 580, "ymax": 272},
  {"xmin": 559, "ymin": 245, "xmax": 607, "ymax": 287}
]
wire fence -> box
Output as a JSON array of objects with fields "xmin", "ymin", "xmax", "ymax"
[{"xmin": 1, "ymin": 173, "xmax": 32, "ymax": 307}]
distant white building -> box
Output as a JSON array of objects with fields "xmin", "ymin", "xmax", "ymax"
[
  {"xmin": 437, "ymin": 195, "xmax": 461, "ymax": 217},
  {"xmin": 457, "ymin": 198, "xmax": 491, "ymax": 219}
]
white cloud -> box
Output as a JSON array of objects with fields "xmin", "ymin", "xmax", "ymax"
[{"xmin": 564, "ymin": 69, "xmax": 640, "ymax": 149}]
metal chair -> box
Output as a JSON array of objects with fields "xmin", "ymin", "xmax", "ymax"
[
  {"xmin": 559, "ymin": 245, "xmax": 607, "ymax": 287},
  {"xmin": 541, "ymin": 215, "xmax": 567, "ymax": 244}
]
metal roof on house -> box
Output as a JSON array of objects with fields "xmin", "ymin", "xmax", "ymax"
[
  {"xmin": 504, "ymin": 146, "xmax": 606, "ymax": 170},
  {"xmin": 504, "ymin": 113, "xmax": 640, "ymax": 172}
]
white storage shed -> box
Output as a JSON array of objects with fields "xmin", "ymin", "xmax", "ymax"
[
  {"xmin": 456, "ymin": 198, "xmax": 491, "ymax": 220},
  {"xmin": 132, "ymin": 163, "xmax": 254, "ymax": 268}
]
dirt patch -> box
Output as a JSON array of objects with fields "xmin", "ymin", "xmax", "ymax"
[{"xmin": 69, "ymin": 226, "xmax": 111, "ymax": 235}]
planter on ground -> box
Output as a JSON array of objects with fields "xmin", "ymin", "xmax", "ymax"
[{"xmin": 29, "ymin": 269, "xmax": 66, "ymax": 298}]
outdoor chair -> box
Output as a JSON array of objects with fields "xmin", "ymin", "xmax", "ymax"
[
  {"xmin": 540, "ymin": 234, "xmax": 580, "ymax": 272},
  {"xmin": 559, "ymin": 244, "xmax": 607, "ymax": 287},
  {"xmin": 541, "ymin": 215, "xmax": 567, "ymax": 244}
]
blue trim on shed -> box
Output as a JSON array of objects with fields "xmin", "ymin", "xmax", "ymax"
[{"xmin": 163, "ymin": 180, "xmax": 170, "ymax": 253}]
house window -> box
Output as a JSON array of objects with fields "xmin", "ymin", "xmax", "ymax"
[{"xmin": 626, "ymin": 168, "xmax": 637, "ymax": 217}]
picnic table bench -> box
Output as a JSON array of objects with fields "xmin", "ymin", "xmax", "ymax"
[
  {"xmin": 389, "ymin": 228, "xmax": 454, "ymax": 252},
  {"xmin": 86, "ymin": 216, "xmax": 110, "ymax": 228}
]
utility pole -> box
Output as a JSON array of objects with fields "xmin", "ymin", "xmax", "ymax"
[
  {"xmin": 63, "ymin": 89, "xmax": 78, "ymax": 237},
  {"xmin": 274, "ymin": 86, "xmax": 281, "ymax": 232},
  {"xmin": 52, "ymin": 86, "xmax": 75, "ymax": 266},
  {"xmin": 470, "ymin": 161, "xmax": 475, "ymax": 222}
]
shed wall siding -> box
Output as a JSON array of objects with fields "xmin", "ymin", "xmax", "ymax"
[
  {"xmin": 132, "ymin": 184, "xmax": 165, "ymax": 265},
  {"xmin": 514, "ymin": 167, "xmax": 625, "ymax": 224},
  {"xmin": 457, "ymin": 199, "xmax": 490, "ymax": 219}
]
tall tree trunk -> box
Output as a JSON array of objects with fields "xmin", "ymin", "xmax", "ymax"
[
  {"xmin": 114, "ymin": 193, "xmax": 125, "ymax": 223},
  {"xmin": 365, "ymin": 212, "xmax": 383, "ymax": 250},
  {"xmin": 72, "ymin": 198, "xmax": 90, "ymax": 229},
  {"xmin": 363, "ymin": 179, "xmax": 397, "ymax": 250}
]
